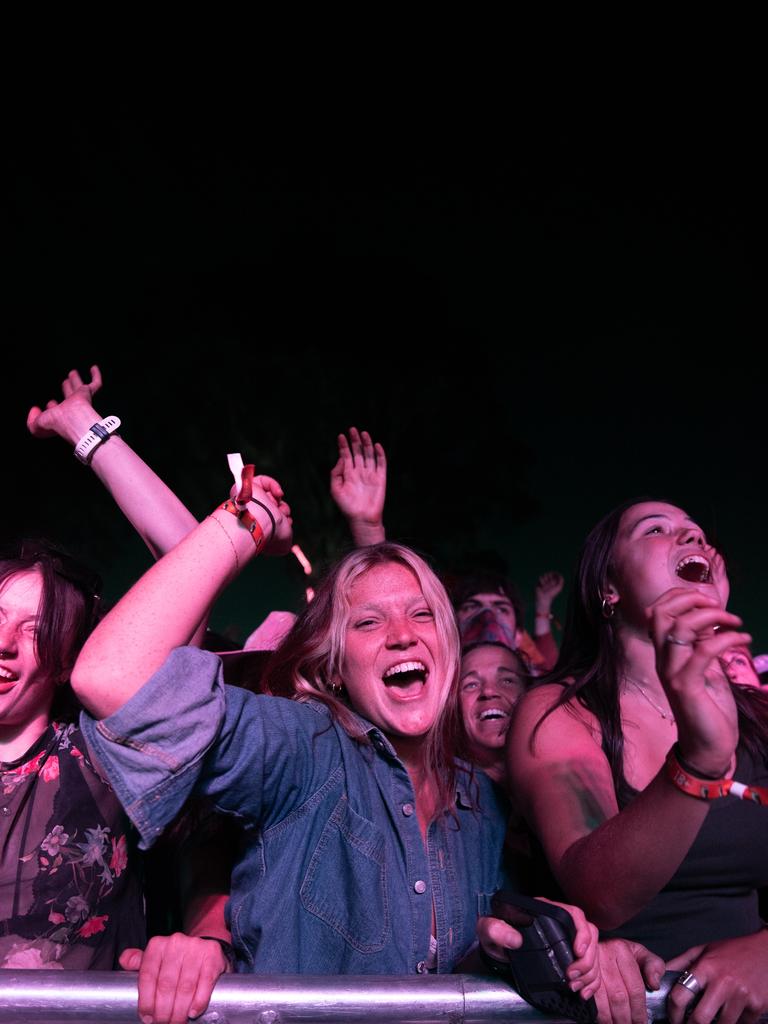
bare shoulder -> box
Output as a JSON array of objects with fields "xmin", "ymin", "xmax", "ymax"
[
  {"xmin": 507, "ymin": 683, "xmax": 619, "ymax": 850},
  {"xmin": 511, "ymin": 683, "xmax": 602, "ymax": 759}
]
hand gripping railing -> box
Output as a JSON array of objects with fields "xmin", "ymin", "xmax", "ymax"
[{"xmin": 0, "ymin": 971, "xmax": 761, "ymax": 1024}]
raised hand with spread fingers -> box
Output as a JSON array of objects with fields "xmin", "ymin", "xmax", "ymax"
[{"xmin": 330, "ymin": 427, "xmax": 386, "ymax": 546}]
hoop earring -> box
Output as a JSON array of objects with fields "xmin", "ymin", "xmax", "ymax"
[
  {"xmin": 330, "ymin": 680, "xmax": 343, "ymax": 697},
  {"xmin": 601, "ymin": 597, "xmax": 615, "ymax": 619}
]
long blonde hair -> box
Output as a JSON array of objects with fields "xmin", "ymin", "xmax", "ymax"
[{"xmin": 263, "ymin": 543, "xmax": 463, "ymax": 816}]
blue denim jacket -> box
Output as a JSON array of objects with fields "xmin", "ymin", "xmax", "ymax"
[{"xmin": 80, "ymin": 647, "xmax": 512, "ymax": 974}]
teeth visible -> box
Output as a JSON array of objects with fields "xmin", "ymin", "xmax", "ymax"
[
  {"xmin": 677, "ymin": 555, "xmax": 709, "ymax": 570},
  {"xmin": 676, "ymin": 553, "xmax": 712, "ymax": 583},
  {"xmin": 479, "ymin": 709, "xmax": 510, "ymax": 721},
  {"xmin": 0, "ymin": 667, "xmax": 16, "ymax": 681},
  {"xmin": 383, "ymin": 661, "xmax": 427, "ymax": 679}
]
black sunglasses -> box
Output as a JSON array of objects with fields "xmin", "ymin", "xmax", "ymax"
[{"xmin": 7, "ymin": 539, "xmax": 104, "ymax": 602}]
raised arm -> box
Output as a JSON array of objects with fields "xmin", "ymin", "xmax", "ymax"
[
  {"xmin": 532, "ymin": 571, "xmax": 564, "ymax": 671},
  {"xmin": 28, "ymin": 367, "xmax": 200, "ymax": 561},
  {"xmin": 507, "ymin": 592, "xmax": 746, "ymax": 929},
  {"xmin": 330, "ymin": 426, "xmax": 386, "ymax": 545},
  {"xmin": 71, "ymin": 471, "xmax": 292, "ymax": 718}
]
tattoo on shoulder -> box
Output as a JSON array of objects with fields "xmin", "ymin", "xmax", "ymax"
[
  {"xmin": 573, "ymin": 784, "xmax": 609, "ymax": 831},
  {"xmin": 553, "ymin": 766, "xmax": 611, "ymax": 832}
]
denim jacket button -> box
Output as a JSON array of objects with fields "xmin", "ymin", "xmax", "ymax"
[
  {"xmin": 414, "ymin": 879, "xmax": 427, "ymax": 894},
  {"xmin": 402, "ymin": 802, "xmax": 414, "ymax": 816},
  {"xmin": 416, "ymin": 960, "xmax": 427, "ymax": 973}
]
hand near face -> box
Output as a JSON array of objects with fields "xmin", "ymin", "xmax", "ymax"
[
  {"xmin": 609, "ymin": 503, "xmax": 730, "ymax": 628},
  {"xmin": 649, "ymin": 588, "xmax": 747, "ymax": 775}
]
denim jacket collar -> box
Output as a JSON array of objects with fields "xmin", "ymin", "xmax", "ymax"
[{"xmin": 312, "ymin": 700, "xmax": 477, "ymax": 810}]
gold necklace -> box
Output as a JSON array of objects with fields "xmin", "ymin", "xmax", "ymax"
[{"xmin": 624, "ymin": 677, "xmax": 676, "ymax": 724}]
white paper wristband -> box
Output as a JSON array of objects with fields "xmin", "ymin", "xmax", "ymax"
[{"xmin": 74, "ymin": 416, "xmax": 122, "ymax": 465}]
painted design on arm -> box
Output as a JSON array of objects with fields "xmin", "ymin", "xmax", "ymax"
[{"xmin": 550, "ymin": 764, "xmax": 614, "ymax": 835}]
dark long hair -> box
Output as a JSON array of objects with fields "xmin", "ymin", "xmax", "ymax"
[
  {"xmin": 534, "ymin": 500, "xmax": 768, "ymax": 806},
  {"xmin": 0, "ymin": 539, "xmax": 102, "ymax": 720}
]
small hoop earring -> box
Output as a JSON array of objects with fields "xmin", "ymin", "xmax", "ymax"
[
  {"xmin": 601, "ymin": 597, "xmax": 615, "ymax": 619},
  {"xmin": 330, "ymin": 681, "xmax": 343, "ymax": 697}
]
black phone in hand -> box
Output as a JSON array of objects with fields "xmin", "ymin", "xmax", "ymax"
[{"xmin": 485, "ymin": 891, "xmax": 598, "ymax": 1024}]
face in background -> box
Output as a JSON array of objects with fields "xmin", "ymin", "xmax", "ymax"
[
  {"xmin": 340, "ymin": 562, "xmax": 449, "ymax": 743},
  {"xmin": 459, "ymin": 643, "xmax": 526, "ymax": 759},
  {"xmin": 456, "ymin": 592, "xmax": 517, "ymax": 634},
  {"xmin": 607, "ymin": 501, "xmax": 729, "ymax": 629},
  {"xmin": 720, "ymin": 647, "xmax": 761, "ymax": 689},
  {"xmin": 0, "ymin": 570, "xmax": 57, "ymax": 735}
]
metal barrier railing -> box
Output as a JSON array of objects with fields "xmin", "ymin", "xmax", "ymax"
[{"xmin": 0, "ymin": 970, "xmax": 695, "ymax": 1024}]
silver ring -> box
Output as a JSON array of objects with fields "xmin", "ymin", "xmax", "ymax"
[
  {"xmin": 675, "ymin": 969, "xmax": 702, "ymax": 995},
  {"xmin": 666, "ymin": 634, "xmax": 693, "ymax": 647}
]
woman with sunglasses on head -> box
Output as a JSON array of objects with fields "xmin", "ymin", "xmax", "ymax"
[
  {"xmin": 0, "ymin": 541, "xmax": 145, "ymax": 971},
  {"xmin": 507, "ymin": 500, "xmax": 768, "ymax": 1024},
  {"xmin": 20, "ymin": 367, "xmax": 238, "ymax": 1020},
  {"xmin": 2, "ymin": 364, "xmax": 201, "ymax": 974}
]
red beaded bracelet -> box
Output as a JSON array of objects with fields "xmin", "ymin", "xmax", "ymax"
[{"xmin": 665, "ymin": 746, "xmax": 768, "ymax": 805}]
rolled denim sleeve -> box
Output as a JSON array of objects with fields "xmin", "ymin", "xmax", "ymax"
[
  {"xmin": 80, "ymin": 646, "xmax": 341, "ymax": 850},
  {"xmin": 80, "ymin": 646, "xmax": 226, "ymax": 849}
]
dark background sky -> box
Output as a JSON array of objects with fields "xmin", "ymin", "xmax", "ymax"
[{"xmin": 6, "ymin": 99, "xmax": 765, "ymax": 648}]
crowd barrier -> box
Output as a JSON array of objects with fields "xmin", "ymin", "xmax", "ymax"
[{"xmin": 0, "ymin": 970, "xmax": 743, "ymax": 1024}]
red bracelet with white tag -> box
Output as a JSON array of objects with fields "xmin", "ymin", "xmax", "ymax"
[
  {"xmin": 217, "ymin": 463, "xmax": 266, "ymax": 553},
  {"xmin": 665, "ymin": 746, "xmax": 768, "ymax": 805}
]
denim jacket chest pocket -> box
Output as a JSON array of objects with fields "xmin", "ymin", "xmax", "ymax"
[{"xmin": 300, "ymin": 794, "xmax": 390, "ymax": 953}]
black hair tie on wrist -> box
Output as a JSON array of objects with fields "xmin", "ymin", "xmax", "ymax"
[
  {"xmin": 197, "ymin": 935, "xmax": 236, "ymax": 971},
  {"xmin": 249, "ymin": 498, "xmax": 276, "ymax": 541}
]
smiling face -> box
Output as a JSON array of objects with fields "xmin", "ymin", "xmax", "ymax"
[
  {"xmin": 459, "ymin": 644, "xmax": 526, "ymax": 759},
  {"xmin": 0, "ymin": 570, "xmax": 57, "ymax": 742},
  {"xmin": 608, "ymin": 501, "xmax": 729, "ymax": 628},
  {"xmin": 720, "ymin": 647, "xmax": 761, "ymax": 688},
  {"xmin": 340, "ymin": 562, "xmax": 449, "ymax": 743}
]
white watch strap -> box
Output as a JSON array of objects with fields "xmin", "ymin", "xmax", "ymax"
[{"xmin": 74, "ymin": 416, "xmax": 122, "ymax": 464}]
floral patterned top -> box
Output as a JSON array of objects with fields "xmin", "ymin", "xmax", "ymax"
[{"xmin": 0, "ymin": 721, "xmax": 144, "ymax": 969}]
